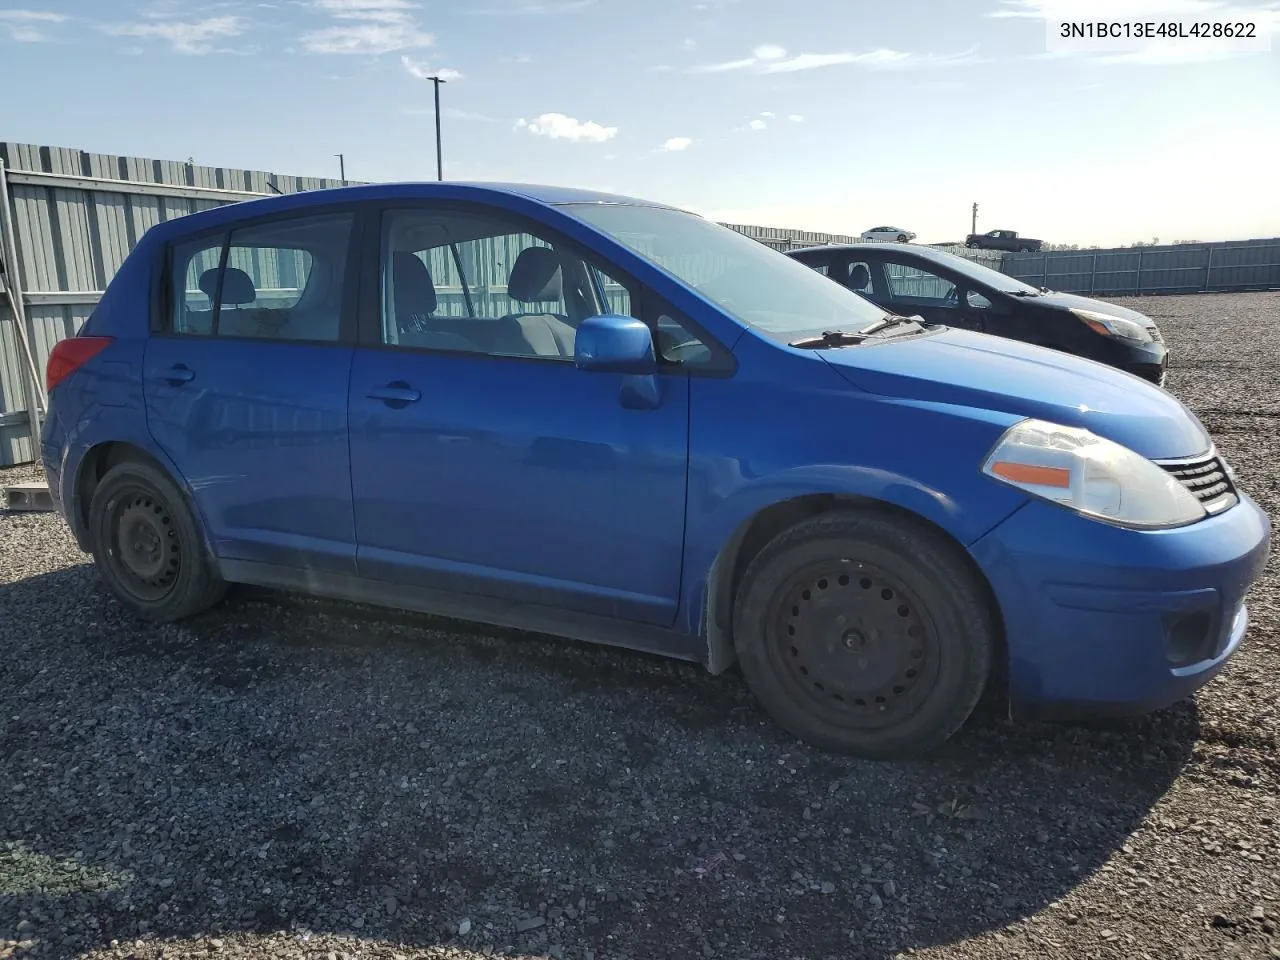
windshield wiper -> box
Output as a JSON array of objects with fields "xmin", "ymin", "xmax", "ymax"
[
  {"xmin": 789, "ymin": 314, "xmax": 926, "ymax": 349},
  {"xmin": 857, "ymin": 313, "xmax": 925, "ymax": 336},
  {"xmin": 1006, "ymin": 289, "xmax": 1041, "ymax": 297},
  {"xmin": 789, "ymin": 328, "xmax": 869, "ymax": 348}
]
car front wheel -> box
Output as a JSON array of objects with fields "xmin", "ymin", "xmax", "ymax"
[
  {"xmin": 732, "ymin": 510, "xmax": 994, "ymax": 759},
  {"xmin": 88, "ymin": 460, "xmax": 227, "ymax": 622}
]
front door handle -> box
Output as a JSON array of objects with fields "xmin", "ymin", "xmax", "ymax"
[
  {"xmin": 366, "ymin": 382, "xmax": 421, "ymax": 407},
  {"xmin": 161, "ymin": 364, "xmax": 195, "ymax": 385}
]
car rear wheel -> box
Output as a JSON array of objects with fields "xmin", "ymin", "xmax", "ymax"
[
  {"xmin": 732, "ymin": 510, "xmax": 994, "ymax": 759},
  {"xmin": 897, "ymin": 234, "xmax": 908, "ymax": 242},
  {"xmin": 88, "ymin": 461, "xmax": 227, "ymax": 622}
]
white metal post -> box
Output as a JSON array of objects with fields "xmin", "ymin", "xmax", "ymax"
[{"xmin": 0, "ymin": 159, "xmax": 45, "ymax": 450}]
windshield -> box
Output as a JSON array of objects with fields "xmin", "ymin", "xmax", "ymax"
[
  {"xmin": 932, "ymin": 249, "xmax": 1043, "ymax": 294},
  {"xmin": 561, "ymin": 202, "xmax": 889, "ymax": 336}
]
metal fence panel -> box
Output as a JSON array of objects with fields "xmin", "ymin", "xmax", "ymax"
[{"xmin": 1004, "ymin": 239, "xmax": 1280, "ymax": 296}]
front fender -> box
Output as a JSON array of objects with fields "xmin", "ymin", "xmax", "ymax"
[{"xmin": 676, "ymin": 459, "xmax": 1030, "ymax": 665}]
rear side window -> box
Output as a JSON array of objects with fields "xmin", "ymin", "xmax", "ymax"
[{"xmin": 167, "ymin": 211, "xmax": 354, "ymax": 342}]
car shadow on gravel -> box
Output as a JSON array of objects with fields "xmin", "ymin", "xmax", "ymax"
[{"xmin": 1, "ymin": 565, "xmax": 1199, "ymax": 960}]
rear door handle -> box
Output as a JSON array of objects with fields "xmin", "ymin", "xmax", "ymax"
[
  {"xmin": 366, "ymin": 383, "xmax": 421, "ymax": 406},
  {"xmin": 161, "ymin": 364, "xmax": 195, "ymax": 385}
]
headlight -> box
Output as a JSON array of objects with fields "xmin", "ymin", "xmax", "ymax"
[
  {"xmin": 982, "ymin": 419, "xmax": 1205, "ymax": 529},
  {"xmin": 1070, "ymin": 308, "xmax": 1152, "ymax": 343}
]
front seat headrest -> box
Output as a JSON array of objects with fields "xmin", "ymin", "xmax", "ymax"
[
  {"xmin": 508, "ymin": 247, "xmax": 563, "ymax": 303},
  {"xmin": 393, "ymin": 251, "xmax": 437, "ymax": 321},
  {"xmin": 199, "ymin": 267, "xmax": 256, "ymax": 306}
]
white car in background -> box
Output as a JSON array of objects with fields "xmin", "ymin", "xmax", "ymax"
[{"xmin": 860, "ymin": 225, "xmax": 916, "ymax": 242}]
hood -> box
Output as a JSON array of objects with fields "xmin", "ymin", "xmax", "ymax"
[
  {"xmin": 818, "ymin": 327, "xmax": 1208, "ymax": 460},
  {"xmin": 1024, "ymin": 290, "xmax": 1156, "ymax": 326}
]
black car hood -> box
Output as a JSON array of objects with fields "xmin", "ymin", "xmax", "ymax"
[{"xmin": 1021, "ymin": 289, "xmax": 1155, "ymax": 324}]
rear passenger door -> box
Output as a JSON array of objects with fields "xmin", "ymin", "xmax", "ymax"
[{"xmin": 143, "ymin": 207, "xmax": 362, "ymax": 575}]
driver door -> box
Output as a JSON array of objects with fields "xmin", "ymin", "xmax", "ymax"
[
  {"xmin": 876, "ymin": 256, "xmax": 985, "ymax": 331},
  {"xmin": 347, "ymin": 203, "xmax": 693, "ymax": 627}
]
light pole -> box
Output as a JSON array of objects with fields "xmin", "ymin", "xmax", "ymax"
[
  {"xmin": 335, "ymin": 153, "xmax": 346, "ymax": 185},
  {"xmin": 426, "ymin": 75, "xmax": 446, "ymax": 180}
]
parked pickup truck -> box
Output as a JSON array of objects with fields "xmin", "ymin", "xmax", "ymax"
[{"xmin": 965, "ymin": 229, "xmax": 1042, "ymax": 253}]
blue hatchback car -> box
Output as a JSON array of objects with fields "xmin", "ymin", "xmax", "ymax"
[{"xmin": 41, "ymin": 182, "xmax": 1271, "ymax": 758}]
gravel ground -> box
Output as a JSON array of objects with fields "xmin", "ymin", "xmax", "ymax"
[{"xmin": 2, "ymin": 291, "xmax": 1278, "ymax": 960}]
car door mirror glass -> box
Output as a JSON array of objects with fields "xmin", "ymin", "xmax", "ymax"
[{"xmin": 575, "ymin": 314, "xmax": 657, "ymax": 374}]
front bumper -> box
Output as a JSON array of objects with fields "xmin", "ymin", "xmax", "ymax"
[
  {"xmin": 1117, "ymin": 339, "xmax": 1169, "ymax": 386},
  {"xmin": 971, "ymin": 491, "xmax": 1271, "ymax": 720}
]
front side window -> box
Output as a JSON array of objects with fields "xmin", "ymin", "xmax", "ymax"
[
  {"xmin": 882, "ymin": 260, "xmax": 958, "ymax": 306},
  {"xmin": 379, "ymin": 207, "xmax": 717, "ymax": 368},
  {"xmin": 168, "ymin": 211, "xmax": 353, "ymax": 341},
  {"xmin": 380, "ymin": 208, "xmax": 633, "ymax": 360},
  {"xmin": 563, "ymin": 203, "xmax": 887, "ymax": 339}
]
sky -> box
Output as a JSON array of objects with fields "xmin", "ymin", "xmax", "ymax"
[{"xmin": 1, "ymin": 0, "xmax": 1278, "ymax": 246}]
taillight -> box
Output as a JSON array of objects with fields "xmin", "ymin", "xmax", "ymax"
[{"xmin": 46, "ymin": 336, "xmax": 114, "ymax": 393}]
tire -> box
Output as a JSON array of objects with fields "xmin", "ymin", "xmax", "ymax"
[
  {"xmin": 897, "ymin": 234, "xmax": 908, "ymax": 243},
  {"xmin": 87, "ymin": 460, "xmax": 227, "ymax": 622},
  {"xmin": 732, "ymin": 510, "xmax": 994, "ymax": 759}
]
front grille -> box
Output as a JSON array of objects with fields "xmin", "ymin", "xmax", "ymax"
[
  {"xmin": 1159, "ymin": 453, "xmax": 1238, "ymax": 515},
  {"xmin": 1147, "ymin": 325, "xmax": 1163, "ymax": 343}
]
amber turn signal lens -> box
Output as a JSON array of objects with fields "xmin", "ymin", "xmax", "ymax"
[{"xmin": 989, "ymin": 461, "xmax": 1071, "ymax": 488}]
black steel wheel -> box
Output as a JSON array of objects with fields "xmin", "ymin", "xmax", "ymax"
[
  {"xmin": 769, "ymin": 560, "xmax": 942, "ymax": 730},
  {"xmin": 733, "ymin": 510, "xmax": 994, "ymax": 759},
  {"xmin": 106, "ymin": 489, "xmax": 183, "ymax": 602},
  {"xmin": 88, "ymin": 459, "xmax": 227, "ymax": 622}
]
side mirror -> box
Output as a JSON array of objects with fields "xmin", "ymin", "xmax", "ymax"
[{"xmin": 574, "ymin": 314, "xmax": 657, "ymax": 375}]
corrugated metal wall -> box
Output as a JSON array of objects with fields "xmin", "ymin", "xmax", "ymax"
[{"xmin": 1003, "ymin": 238, "xmax": 1280, "ymax": 296}]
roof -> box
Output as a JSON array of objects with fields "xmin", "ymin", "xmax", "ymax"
[
  {"xmin": 141, "ymin": 180, "xmax": 687, "ymax": 242},
  {"xmin": 786, "ymin": 242, "xmax": 972, "ymax": 267}
]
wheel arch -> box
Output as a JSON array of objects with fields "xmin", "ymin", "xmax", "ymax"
[
  {"xmin": 701, "ymin": 493, "xmax": 1008, "ymax": 700},
  {"xmin": 72, "ymin": 440, "xmax": 218, "ymax": 566}
]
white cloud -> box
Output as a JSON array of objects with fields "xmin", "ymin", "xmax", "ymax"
[
  {"xmin": 303, "ymin": 21, "xmax": 430, "ymax": 52},
  {"xmin": 469, "ymin": 0, "xmax": 595, "ymax": 13},
  {"xmin": 990, "ymin": 0, "xmax": 1242, "ymax": 17},
  {"xmin": 760, "ymin": 111, "xmax": 776, "ymax": 119},
  {"xmin": 690, "ymin": 44, "xmax": 981, "ymax": 74},
  {"xmin": 0, "ymin": 8, "xmax": 67, "ymax": 20},
  {"xmin": 302, "ymin": 0, "xmax": 433, "ymax": 54},
  {"xmin": 314, "ymin": 0, "xmax": 416, "ymax": 11},
  {"xmin": 515, "ymin": 112, "xmax": 618, "ymax": 143},
  {"xmin": 401, "ymin": 54, "xmax": 461, "ymax": 80},
  {"xmin": 787, "ymin": 113, "xmax": 805, "ymax": 122},
  {"xmin": 0, "ymin": 8, "xmax": 68, "ymax": 41},
  {"xmin": 689, "ymin": 56, "xmax": 757, "ymax": 72},
  {"xmin": 764, "ymin": 49, "xmax": 909, "ymax": 72},
  {"xmin": 748, "ymin": 118, "xmax": 767, "ymax": 131},
  {"xmin": 101, "ymin": 15, "xmax": 245, "ymax": 54},
  {"xmin": 682, "ymin": 37, "xmax": 696, "ymax": 51},
  {"xmin": 662, "ymin": 136, "xmax": 694, "ymax": 151},
  {"xmin": 443, "ymin": 107, "xmax": 501, "ymax": 121}
]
